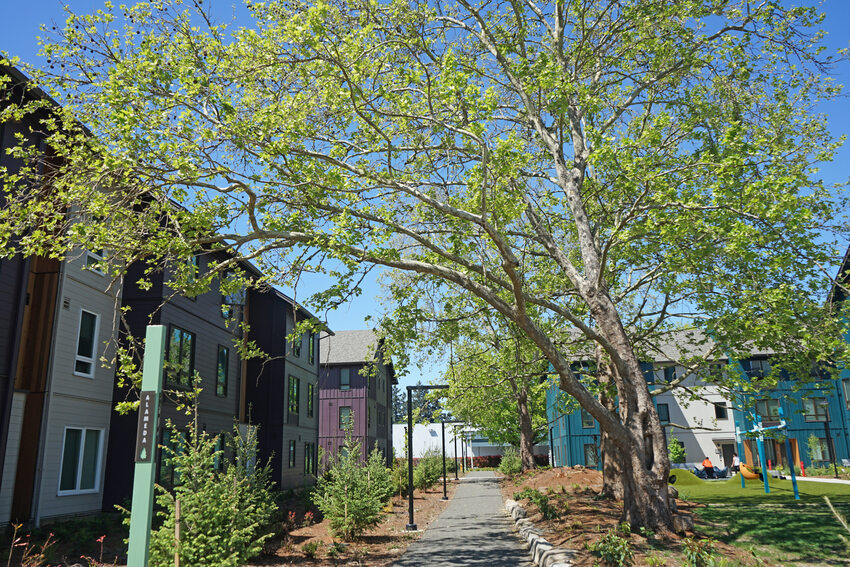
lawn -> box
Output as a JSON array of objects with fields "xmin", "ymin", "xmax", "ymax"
[{"xmin": 672, "ymin": 470, "xmax": 850, "ymax": 564}]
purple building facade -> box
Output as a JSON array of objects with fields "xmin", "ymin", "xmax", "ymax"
[{"xmin": 319, "ymin": 330, "xmax": 396, "ymax": 466}]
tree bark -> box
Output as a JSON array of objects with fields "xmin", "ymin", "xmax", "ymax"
[{"xmin": 514, "ymin": 384, "xmax": 537, "ymax": 470}]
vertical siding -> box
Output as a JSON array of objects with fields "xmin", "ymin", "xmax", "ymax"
[
  {"xmin": 0, "ymin": 393, "xmax": 26, "ymax": 524},
  {"xmin": 35, "ymin": 251, "xmax": 120, "ymax": 521}
]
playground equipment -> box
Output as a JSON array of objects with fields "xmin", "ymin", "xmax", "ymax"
[
  {"xmin": 735, "ymin": 406, "xmax": 800, "ymax": 500},
  {"xmin": 739, "ymin": 463, "xmax": 759, "ymax": 480}
]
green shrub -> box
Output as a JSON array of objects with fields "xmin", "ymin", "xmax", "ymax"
[
  {"xmin": 366, "ymin": 445, "xmax": 394, "ymax": 505},
  {"xmin": 413, "ymin": 449, "xmax": 443, "ymax": 490},
  {"xmin": 683, "ymin": 537, "xmax": 725, "ymax": 567},
  {"xmin": 302, "ymin": 541, "xmax": 319, "ymax": 558},
  {"xmin": 590, "ymin": 528, "xmax": 633, "ymax": 566},
  {"xmin": 668, "ymin": 436, "xmax": 687, "ymax": 463},
  {"xmin": 147, "ymin": 419, "xmax": 276, "ymax": 567},
  {"xmin": 312, "ymin": 434, "xmax": 385, "ymax": 541},
  {"xmin": 515, "ymin": 488, "xmax": 559, "ymax": 520},
  {"xmin": 498, "ymin": 447, "xmax": 523, "ymax": 475},
  {"xmin": 391, "ymin": 460, "xmax": 409, "ymax": 497}
]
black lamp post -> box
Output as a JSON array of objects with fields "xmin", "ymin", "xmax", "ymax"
[{"xmin": 405, "ymin": 384, "xmax": 449, "ymax": 531}]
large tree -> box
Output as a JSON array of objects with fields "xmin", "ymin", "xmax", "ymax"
[{"xmin": 2, "ymin": 0, "xmax": 848, "ymax": 529}]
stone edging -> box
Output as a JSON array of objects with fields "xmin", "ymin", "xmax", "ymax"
[{"xmin": 504, "ymin": 499, "xmax": 576, "ymax": 567}]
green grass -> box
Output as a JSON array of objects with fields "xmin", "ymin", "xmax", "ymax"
[{"xmin": 670, "ymin": 470, "xmax": 850, "ymax": 562}]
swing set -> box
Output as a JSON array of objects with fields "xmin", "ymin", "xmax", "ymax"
[{"xmin": 735, "ymin": 406, "xmax": 800, "ymax": 500}]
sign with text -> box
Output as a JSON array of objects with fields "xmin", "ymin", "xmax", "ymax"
[{"xmin": 134, "ymin": 390, "xmax": 156, "ymax": 463}]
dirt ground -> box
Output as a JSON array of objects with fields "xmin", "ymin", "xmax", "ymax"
[
  {"xmin": 501, "ymin": 466, "xmax": 765, "ymax": 566},
  {"xmin": 247, "ymin": 479, "xmax": 458, "ymax": 566}
]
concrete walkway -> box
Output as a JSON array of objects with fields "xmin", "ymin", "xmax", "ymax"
[{"xmin": 392, "ymin": 471, "xmax": 533, "ymax": 567}]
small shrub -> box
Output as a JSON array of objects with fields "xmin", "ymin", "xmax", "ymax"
[
  {"xmin": 498, "ymin": 447, "xmax": 523, "ymax": 475},
  {"xmin": 146, "ymin": 418, "xmax": 276, "ymax": 567},
  {"xmin": 413, "ymin": 449, "xmax": 443, "ymax": 490},
  {"xmin": 515, "ymin": 488, "xmax": 559, "ymax": 520},
  {"xmin": 590, "ymin": 529, "xmax": 633, "ymax": 566},
  {"xmin": 302, "ymin": 541, "xmax": 319, "ymax": 558},
  {"xmin": 668, "ymin": 436, "xmax": 687, "ymax": 463},
  {"xmin": 683, "ymin": 537, "xmax": 723, "ymax": 567},
  {"xmin": 391, "ymin": 460, "xmax": 409, "ymax": 497},
  {"xmin": 312, "ymin": 435, "xmax": 388, "ymax": 541}
]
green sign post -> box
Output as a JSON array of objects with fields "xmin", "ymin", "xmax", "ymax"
[{"xmin": 127, "ymin": 325, "xmax": 166, "ymax": 566}]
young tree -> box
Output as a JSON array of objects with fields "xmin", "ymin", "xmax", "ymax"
[{"xmin": 2, "ymin": 0, "xmax": 847, "ymax": 529}]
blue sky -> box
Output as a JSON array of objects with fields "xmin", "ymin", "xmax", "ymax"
[{"xmin": 2, "ymin": 1, "xmax": 849, "ymax": 387}]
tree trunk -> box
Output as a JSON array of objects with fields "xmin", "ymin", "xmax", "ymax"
[
  {"xmin": 588, "ymin": 296, "xmax": 673, "ymax": 530},
  {"xmin": 595, "ymin": 347, "xmax": 623, "ymax": 499},
  {"xmin": 515, "ymin": 383, "xmax": 537, "ymax": 470}
]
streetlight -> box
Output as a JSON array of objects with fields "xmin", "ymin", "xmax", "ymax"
[{"xmin": 405, "ymin": 384, "xmax": 449, "ymax": 531}]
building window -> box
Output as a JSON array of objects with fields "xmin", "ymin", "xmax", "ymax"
[
  {"xmin": 307, "ymin": 383, "xmax": 314, "ymax": 417},
  {"xmin": 803, "ymin": 397, "xmax": 829, "ymax": 422},
  {"xmin": 85, "ymin": 249, "xmax": 104, "ymax": 274},
  {"xmin": 657, "ymin": 403, "xmax": 670, "ymax": 424},
  {"xmin": 640, "ymin": 362, "xmax": 654, "ymax": 384},
  {"xmin": 844, "ymin": 379, "xmax": 850, "ymax": 411},
  {"xmin": 713, "ymin": 402, "xmax": 728, "ymax": 420},
  {"xmin": 756, "ymin": 399, "xmax": 781, "ymax": 423},
  {"xmin": 340, "ymin": 368, "xmax": 350, "ymax": 391},
  {"xmin": 663, "ymin": 366, "xmax": 677, "ymax": 382},
  {"xmin": 213, "ymin": 436, "xmax": 225, "ymax": 471},
  {"xmin": 748, "ymin": 358, "xmax": 771, "ymax": 378},
  {"xmin": 584, "ymin": 444, "xmax": 598, "ymax": 468},
  {"xmin": 166, "ymin": 326, "xmax": 196, "ymax": 387},
  {"xmin": 74, "ymin": 309, "xmax": 99, "ymax": 377},
  {"xmin": 216, "ymin": 346, "xmax": 229, "ymax": 397},
  {"xmin": 292, "ymin": 333, "xmax": 302, "ymax": 357},
  {"xmin": 339, "ymin": 406, "xmax": 352, "ymax": 430},
  {"xmin": 59, "ymin": 427, "xmax": 103, "ymax": 494},
  {"xmin": 308, "ymin": 332, "xmax": 315, "ymax": 365},
  {"xmin": 289, "ymin": 376, "xmax": 300, "ymax": 414},
  {"xmin": 581, "ymin": 410, "xmax": 594, "ymax": 429},
  {"xmin": 289, "ymin": 440, "xmax": 297, "ymax": 468},
  {"xmin": 187, "ymin": 255, "xmax": 199, "ymax": 282},
  {"xmin": 159, "ymin": 429, "xmax": 184, "ymax": 487},
  {"xmin": 304, "ymin": 442, "xmax": 315, "ymax": 475}
]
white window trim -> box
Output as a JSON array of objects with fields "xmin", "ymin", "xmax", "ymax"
[
  {"xmin": 73, "ymin": 308, "xmax": 100, "ymax": 378},
  {"xmin": 57, "ymin": 426, "xmax": 104, "ymax": 496},
  {"xmin": 85, "ymin": 249, "xmax": 105, "ymax": 275}
]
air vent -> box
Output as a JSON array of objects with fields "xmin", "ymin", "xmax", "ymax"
[{"xmin": 62, "ymin": 297, "xmax": 71, "ymax": 310}]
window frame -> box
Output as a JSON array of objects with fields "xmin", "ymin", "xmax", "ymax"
[
  {"xmin": 756, "ymin": 399, "xmax": 781, "ymax": 423},
  {"xmin": 340, "ymin": 368, "xmax": 350, "ymax": 391},
  {"xmin": 803, "ymin": 397, "xmax": 829, "ymax": 422},
  {"xmin": 308, "ymin": 332, "xmax": 315, "ymax": 365},
  {"xmin": 580, "ymin": 409, "xmax": 594, "ymax": 429},
  {"xmin": 74, "ymin": 309, "xmax": 100, "ymax": 378},
  {"xmin": 288, "ymin": 376, "xmax": 300, "ymax": 414},
  {"xmin": 166, "ymin": 325, "xmax": 196, "ymax": 387},
  {"xmin": 84, "ymin": 249, "xmax": 105, "ymax": 274},
  {"xmin": 844, "ymin": 379, "xmax": 850, "ymax": 411},
  {"xmin": 58, "ymin": 426, "xmax": 103, "ymax": 495},
  {"xmin": 304, "ymin": 442, "xmax": 315, "ymax": 475},
  {"xmin": 713, "ymin": 402, "xmax": 728, "ymax": 420},
  {"xmin": 307, "ymin": 382, "xmax": 314, "ymax": 417},
  {"xmin": 216, "ymin": 345, "xmax": 229, "ymax": 397},
  {"xmin": 292, "ymin": 332, "xmax": 302, "ymax": 358},
  {"xmin": 339, "ymin": 406, "xmax": 352, "ymax": 430},
  {"xmin": 289, "ymin": 440, "xmax": 297, "ymax": 468},
  {"xmin": 657, "ymin": 403, "xmax": 670, "ymax": 424}
]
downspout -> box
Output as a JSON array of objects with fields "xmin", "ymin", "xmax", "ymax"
[{"xmin": 32, "ymin": 258, "xmax": 66, "ymax": 527}]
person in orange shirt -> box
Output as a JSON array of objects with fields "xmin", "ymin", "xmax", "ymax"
[{"xmin": 702, "ymin": 457, "xmax": 715, "ymax": 478}]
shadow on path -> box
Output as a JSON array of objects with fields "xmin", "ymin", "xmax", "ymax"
[{"xmin": 392, "ymin": 471, "xmax": 533, "ymax": 567}]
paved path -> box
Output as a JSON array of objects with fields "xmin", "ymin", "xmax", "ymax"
[{"xmin": 392, "ymin": 471, "xmax": 533, "ymax": 567}]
